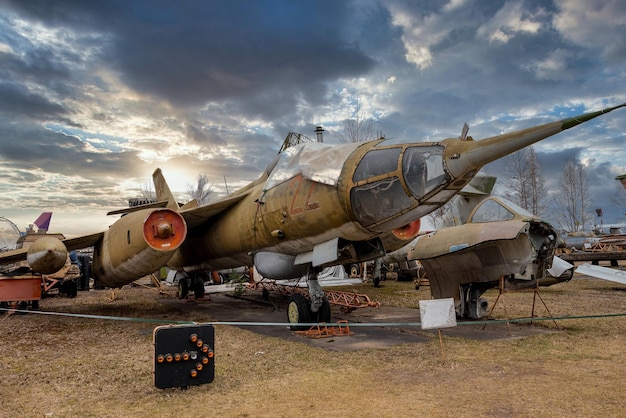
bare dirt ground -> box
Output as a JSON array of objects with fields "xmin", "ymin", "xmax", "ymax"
[{"xmin": 1, "ymin": 272, "xmax": 625, "ymax": 417}]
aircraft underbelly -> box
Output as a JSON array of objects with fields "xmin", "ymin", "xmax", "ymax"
[{"xmin": 169, "ymin": 220, "xmax": 370, "ymax": 273}]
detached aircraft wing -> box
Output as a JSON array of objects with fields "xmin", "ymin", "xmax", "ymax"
[{"xmin": 575, "ymin": 263, "xmax": 626, "ymax": 285}]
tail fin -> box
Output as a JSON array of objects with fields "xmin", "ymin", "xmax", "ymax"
[
  {"xmin": 152, "ymin": 169, "xmax": 180, "ymax": 211},
  {"xmin": 33, "ymin": 212, "xmax": 53, "ymax": 232}
]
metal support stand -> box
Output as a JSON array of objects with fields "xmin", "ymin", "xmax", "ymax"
[{"xmin": 483, "ymin": 276, "xmax": 558, "ymax": 335}]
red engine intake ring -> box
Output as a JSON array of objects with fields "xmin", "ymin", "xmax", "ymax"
[
  {"xmin": 143, "ymin": 209, "xmax": 187, "ymax": 251},
  {"xmin": 391, "ymin": 219, "xmax": 421, "ymax": 240}
]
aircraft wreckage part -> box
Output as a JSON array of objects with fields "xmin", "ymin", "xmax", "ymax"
[
  {"xmin": 26, "ymin": 236, "xmax": 68, "ymax": 274},
  {"xmin": 575, "ymin": 264, "xmax": 626, "ymax": 285},
  {"xmin": 411, "ymin": 216, "xmax": 558, "ymax": 318},
  {"xmin": 92, "ymin": 208, "xmax": 187, "ymax": 288}
]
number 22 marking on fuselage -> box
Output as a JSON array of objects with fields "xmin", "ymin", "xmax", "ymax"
[{"xmin": 289, "ymin": 175, "xmax": 320, "ymax": 215}]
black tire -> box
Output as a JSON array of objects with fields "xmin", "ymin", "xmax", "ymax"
[
  {"xmin": 192, "ymin": 276, "xmax": 205, "ymax": 299},
  {"xmin": 68, "ymin": 280, "xmax": 78, "ymax": 298},
  {"xmin": 178, "ymin": 278, "xmax": 189, "ymax": 299},
  {"xmin": 316, "ymin": 297, "xmax": 331, "ymax": 323},
  {"xmin": 287, "ymin": 293, "xmax": 312, "ymax": 331}
]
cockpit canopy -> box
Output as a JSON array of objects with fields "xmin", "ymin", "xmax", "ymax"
[
  {"xmin": 469, "ymin": 197, "xmax": 535, "ymax": 223},
  {"xmin": 350, "ymin": 144, "xmax": 450, "ymax": 229}
]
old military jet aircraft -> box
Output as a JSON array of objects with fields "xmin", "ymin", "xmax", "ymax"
[{"xmin": 1, "ymin": 102, "xmax": 624, "ymax": 327}]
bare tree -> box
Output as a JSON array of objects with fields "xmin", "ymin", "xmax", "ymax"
[
  {"xmin": 139, "ymin": 181, "xmax": 155, "ymax": 199},
  {"xmin": 526, "ymin": 147, "xmax": 547, "ymax": 215},
  {"xmin": 339, "ymin": 100, "xmax": 380, "ymax": 143},
  {"xmin": 426, "ymin": 205, "xmax": 450, "ymax": 229},
  {"xmin": 187, "ymin": 173, "xmax": 213, "ymax": 205},
  {"xmin": 505, "ymin": 146, "xmax": 546, "ymax": 216},
  {"xmin": 554, "ymin": 160, "xmax": 592, "ymax": 232},
  {"xmin": 610, "ymin": 181, "xmax": 626, "ymax": 220},
  {"xmin": 505, "ymin": 150, "xmax": 529, "ymax": 209}
]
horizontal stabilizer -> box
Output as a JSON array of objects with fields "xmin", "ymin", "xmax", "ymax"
[{"xmin": 107, "ymin": 200, "xmax": 169, "ymax": 216}]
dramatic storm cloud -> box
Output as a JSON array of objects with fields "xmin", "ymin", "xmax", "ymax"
[{"xmin": 0, "ymin": 0, "xmax": 625, "ymax": 236}]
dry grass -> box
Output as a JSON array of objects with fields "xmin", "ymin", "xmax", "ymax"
[{"xmin": 1, "ymin": 274, "xmax": 625, "ymax": 417}]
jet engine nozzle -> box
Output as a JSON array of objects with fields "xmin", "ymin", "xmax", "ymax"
[
  {"xmin": 91, "ymin": 208, "xmax": 188, "ymax": 288},
  {"xmin": 26, "ymin": 236, "xmax": 68, "ymax": 274},
  {"xmin": 143, "ymin": 209, "xmax": 187, "ymax": 251}
]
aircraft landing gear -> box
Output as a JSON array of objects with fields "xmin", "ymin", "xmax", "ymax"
[
  {"xmin": 177, "ymin": 278, "xmax": 189, "ymax": 299},
  {"xmin": 177, "ymin": 274, "xmax": 206, "ymax": 300},
  {"xmin": 459, "ymin": 283, "xmax": 490, "ymax": 319},
  {"xmin": 287, "ymin": 293, "xmax": 331, "ymax": 330},
  {"xmin": 287, "ymin": 293, "xmax": 311, "ymax": 330},
  {"xmin": 192, "ymin": 275, "xmax": 205, "ymax": 299}
]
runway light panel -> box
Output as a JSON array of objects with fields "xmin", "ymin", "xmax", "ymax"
[{"xmin": 153, "ymin": 324, "xmax": 215, "ymax": 389}]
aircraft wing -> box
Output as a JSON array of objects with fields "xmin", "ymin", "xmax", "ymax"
[
  {"xmin": 180, "ymin": 193, "xmax": 250, "ymax": 229},
  {"xmin": 0, "ymin": 189, "xmax": 249, "ymax": 268},
  {"xmin": 575, "ymin": 263, "xmax": 626, "ymax": 285},
  {"xmin": 0, "ymin": 247, "xmax": 29, "ymax": 265},
  {"xmin": 63, "ymin": 232, "xmax": 105, "ymax": 252},
  {"xmin": 0, "ymin": 232, "xmax": 105, "ymax": 267}
]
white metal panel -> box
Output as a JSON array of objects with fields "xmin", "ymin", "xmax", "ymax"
[{"xmin": 420, "ymin": 298, "xmax": 457, "ymax": 330}]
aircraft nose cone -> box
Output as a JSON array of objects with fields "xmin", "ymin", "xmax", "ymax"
[
  {"xmin": 444, "ymin": 102, "xmax": 626, "ymax": 179},
  {"xmin": 26, "ymin": 236, "xmax": 68, "ymax": 274}
]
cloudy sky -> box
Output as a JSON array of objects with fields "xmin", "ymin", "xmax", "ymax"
[{"xmin": 1, "ymin": 0, "xmax": 625, "ymax": 238}]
